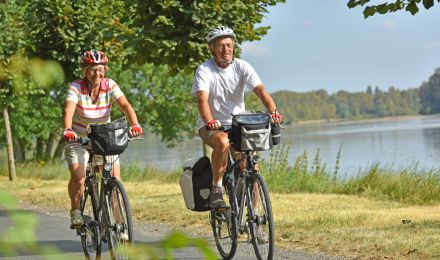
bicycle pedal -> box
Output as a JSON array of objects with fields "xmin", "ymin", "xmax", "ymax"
[
  {"xmin": 70, "ymin": 223, "xmax": 84, "ymax": 230},
  {"xmin": 215, "ymin": 206, "xmax": 230, "ymax": 213}
]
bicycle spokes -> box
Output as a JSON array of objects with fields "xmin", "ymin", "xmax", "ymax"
[
  {"xmin": 248, "ymin": 174, "xmax": 274, "ymax": 260},
  {"xmin": 105, "ymin": 179, "xmax": 133, "ymax": 260}
]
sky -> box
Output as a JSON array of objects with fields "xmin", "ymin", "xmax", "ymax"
[{"xmin": 240, "ymin": 1, "xmax": 440, "ymax": 94}]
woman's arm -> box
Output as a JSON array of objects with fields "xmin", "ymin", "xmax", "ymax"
[
  {"xmin": 63, "ymin": 100, "xmax": 77, "ymax": 129},
  {"xmin": 115, "ymin": 96, "xmax": 139, "ymax": 125}
]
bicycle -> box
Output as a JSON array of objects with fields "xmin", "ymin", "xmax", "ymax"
[
  {"xmin": 210, "ymin": 125, "xmax": 275, "ymax": 260},
  {"xmin": 73, "ymin": 136, "xmax": 137, "ymax": 260}
]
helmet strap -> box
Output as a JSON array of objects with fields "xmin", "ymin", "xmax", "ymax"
[{"xmin": 213, "ymin": 54, "xmax": 234, "ymax": 67}]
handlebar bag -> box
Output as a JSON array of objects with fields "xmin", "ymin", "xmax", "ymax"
[
  {"xmin": 87, "ymin": 117, "xmax": 129, "ymax": 155},
  {"xmin": 180, "ymin": 156, "xmax": 212, "ymax": 212},
  {"xmin": 231, "ymin": 112, "xmax": 272, "ymax": 151}
]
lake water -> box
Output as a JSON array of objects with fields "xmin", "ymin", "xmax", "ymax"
[
  {"xmin": 2, "ymin": 116, "xmax": 440, "ymax": 176},
  {"xmin": 120, "ymin": 115, "xmax": 440, "ymax": 176}
]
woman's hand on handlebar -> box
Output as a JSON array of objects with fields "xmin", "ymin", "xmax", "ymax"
[
  {"xmin": 129, "ymin": 123, "xmax": 143, "ymax": 137},
  {"xmin": 63, "ymin": 128, "xmax": 77, "ymax": 141}
]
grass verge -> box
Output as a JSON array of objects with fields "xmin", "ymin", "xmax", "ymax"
[{"xmin": 1, "ymin": 174, "xmax": 440, "ymax": 259}]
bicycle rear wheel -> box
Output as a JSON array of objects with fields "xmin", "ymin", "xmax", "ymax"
[
  {"xmin": 105, "ymin": 179, "xmax": 133, "ymax": 260},
  {"xmin": 80, "ymin": 175, "xmax": 101, "ymax": 260},
  {"xmin": 248, "ymin": 173, "xmax": 275, "ymax": 260},
  {"xmin": 210, "ymin": 183, "xmax": 238, "ymax": 260}
]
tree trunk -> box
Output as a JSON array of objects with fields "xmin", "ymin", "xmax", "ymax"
[
  {"xmin": 52, "ymin": 136, "xmax": 65, "ymax": 162},
  {"xmin": 44, "ymin": 131, "xmax": 60, "ymax": 161},
  {"xmin": 13, "ymin": 137, "xmax": 26, "ymax": 163},
  {"xmin": 3, "ymin": 107, "xmax": 16, "ymax": 181},
  {"xmin": 35, "ymin": 137, "xmax": 45, "ymax": 161}
]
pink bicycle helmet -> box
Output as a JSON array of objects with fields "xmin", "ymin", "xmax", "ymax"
[{"xmin": 81, "ymin": 49, "xmax": 109, "ymax": 65}]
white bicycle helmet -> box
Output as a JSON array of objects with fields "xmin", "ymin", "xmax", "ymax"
[{"xmin": 207, "ymin": 26, "xmax": 236, "ymax": 44}]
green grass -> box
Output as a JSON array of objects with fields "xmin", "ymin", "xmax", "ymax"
[
  {"xmin": 2, "ymin": 145, "xmax": 440, "ymax": 206},
  {"xmin": 262, "ymin": 145, "xmax": 440, "ymax": 205}
]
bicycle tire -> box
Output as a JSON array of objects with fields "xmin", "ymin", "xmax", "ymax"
[
  {"xmin": 80, "ymin": 174, "xmax": 102, "ymax": 260},
  {"xmin": 247, "ymin": 173, "xmax": 275, "ymax": 260},
  {"xmin": 210, "ymin": 182, "xmax": 238, "ymax": 260},
  {"xmin": 105, "ymin": 179, "xmax": 133, "ymax": 260}
]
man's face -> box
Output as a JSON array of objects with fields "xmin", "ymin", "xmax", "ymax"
[
  {"xmin": 212, "ymin": 37, "xmax": 234, "ymax": 63},
  {"xmin": 86, "ymin": 65, "xmax": 106, "ymax": 86}
]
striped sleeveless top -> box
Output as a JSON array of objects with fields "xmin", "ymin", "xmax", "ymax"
[{"xmin": 65, "ymin": 78, "xmax": 124, "ymax": 136}]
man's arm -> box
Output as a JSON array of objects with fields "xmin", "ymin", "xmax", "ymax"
[
  {"xmin": 253, "ymin": 84, "xmax": 277, "ymax": 113},
  {"xmin": 197, "ymin": 90, "xmax": 214, "ymax": 124}
]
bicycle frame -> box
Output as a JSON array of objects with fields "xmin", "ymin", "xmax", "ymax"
[{"xmin": 224, "ymin": 151, "xmax": 260, "ymax": 235}]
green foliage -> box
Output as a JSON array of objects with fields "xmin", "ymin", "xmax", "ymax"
[
  {"xmin": 24, "ymin": 0, "xmax": 133, "ymax": 82},
  {"xmin": 129, "ymin": 0, "xmax": 286, "ymax": 73},
  {"xmin": 273, "ymin": 86, "xmax": 421, "ymax": 123},
  {"xmin": 341, "ymin": 165, "xmax": 440, "ymax": 205},
  {"xmin": 263, "ymin": 145, "xmax": 335, "ymax": 193},
  {"xmin": 0, "ymin": 0, "xmax": 286, "ymax": 161},
  {"xmin": 262, "ymin": 145, "xmax": 440, "ymax": 205},
  {"xmin": 110, "ymin": 230, "xmax": 217, "ymax": 260},
  {"xmin": 109, "ymin": 63, "xmax": 198, "ymax": 146},
  {"xmin": 121, "ymin": 162, "xmax": 181, "ymax": 182},
  {"xmin": 347, "ymin": 0, "xmax": 439, "ymax": 18},
  {"xmin": 419, "ymin": 68, "xmax": 440, "ymax": 114}
]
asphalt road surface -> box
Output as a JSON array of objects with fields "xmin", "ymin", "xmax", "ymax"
[{"xmin": 0, "ymin": 205, "xmax": 347, "ymax": 259}]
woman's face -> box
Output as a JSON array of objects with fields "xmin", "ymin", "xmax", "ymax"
[{"xmin": 85, "ymin": 65, "xmax": 106, "ymax": 86}]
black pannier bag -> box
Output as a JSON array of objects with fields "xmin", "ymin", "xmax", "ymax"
[
  {"xmin": 87, "ymin": 117, "xmax": 129, "ymax": 155},
  {"xmin": 180, "ymin": 156, "xmax": 213, "ymax": 212},
  {"xmin": 231, "ymin": 112, "xmax": 273, "ymax": 151}
]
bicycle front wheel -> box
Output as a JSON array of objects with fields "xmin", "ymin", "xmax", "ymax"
[
  {"xmin": 210, "ymin": 183, "xmax": 238, "ymax": 260},
  {"xmin": 80, "ymin": 175, "xmax": 101, "ymax": 259},
  {"xmin": 105, "ymin": 179, "xmax": 133, "ymax": 260},
  {"xmin": 248, "ymin": 173, "xmax": 275, "ymax": 260}
]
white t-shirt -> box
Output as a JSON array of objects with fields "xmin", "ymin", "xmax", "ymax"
[{"xmin": 191, "ymin": 58, "xmax": 262, "ymax": 130}]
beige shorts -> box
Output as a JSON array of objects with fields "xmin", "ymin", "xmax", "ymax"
[
  {"xmin": 64, "ymin": 143, "xmax": 120, "ymax": 167},
  {"xmin": 198, "ymin": 127, "xmax": 240, "ymax": 158}
]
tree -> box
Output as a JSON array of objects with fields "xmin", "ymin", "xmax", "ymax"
[
  {"xmin": 1, "ymin": 0, "xmax": 286, "ymax": 164},
  {"xmin": 419, "ymin": 68, "xmax": 440, "ymax": 114},
  {"xmin": 128, "ymin": 0, "xmax": 285, "ymax": 73},
  {"xmin": 347, "ymin": 0, "xmax": 439, "ymax": 18},
  {"xmin": 0, "ymin": 1, "xmax": 29, "ymax": 180}
]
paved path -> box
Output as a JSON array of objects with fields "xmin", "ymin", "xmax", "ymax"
[{"xmin": 0, "ymin": 206, "xmax": 347, "ymax": 259}]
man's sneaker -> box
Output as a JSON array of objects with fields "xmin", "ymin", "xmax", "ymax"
[
  {"xmin": 210, "ymin": 186, "xmax": 225, "ymax": 208},
  {"xmin": 70, "ymin": 209, "xmax": 84, "ymax": 228}
]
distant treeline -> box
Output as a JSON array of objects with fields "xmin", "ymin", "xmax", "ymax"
[{"xmin": 255, "ymin": 68, "xmax": 440, "ymax": 124}]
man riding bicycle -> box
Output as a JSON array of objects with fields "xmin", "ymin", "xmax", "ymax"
[
  {"xmin": 63, "ymin": 49, "xmax": 143, "ymax": 228},
  {"xmin": 191, "ymin": 26, "xmax": 283, "ymax": 209}
]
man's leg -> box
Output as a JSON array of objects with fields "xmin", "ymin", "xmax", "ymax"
[{"xmin": 199, "ymin": 128, "xmax": 229, "ymax": 208}]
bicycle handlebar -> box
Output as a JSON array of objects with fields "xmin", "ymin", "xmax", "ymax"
[
  {"xmin": 73, "ymin": 135, "xmax": 143, "ymax": 146},
  {"xmin": 205, "ymin": 125, "xmax": 232, "ymax": 132}
]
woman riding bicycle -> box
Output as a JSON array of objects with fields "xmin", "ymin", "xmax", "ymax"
[
  {"xmin": 191, "ymin": 26, "xmax": 283, "ymax": 209},
  {"xmin": 63, "ymin": 49, "xmax": 143, "ymax": 228}
]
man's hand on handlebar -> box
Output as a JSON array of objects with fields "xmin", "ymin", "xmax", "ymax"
[
  {"xmin": 206, "ymin": 119, "xmax": 222, "ymax": 131},
  {"xmin": 271, "ymin": 111, "xmax": 283, "ymax": 125}
]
